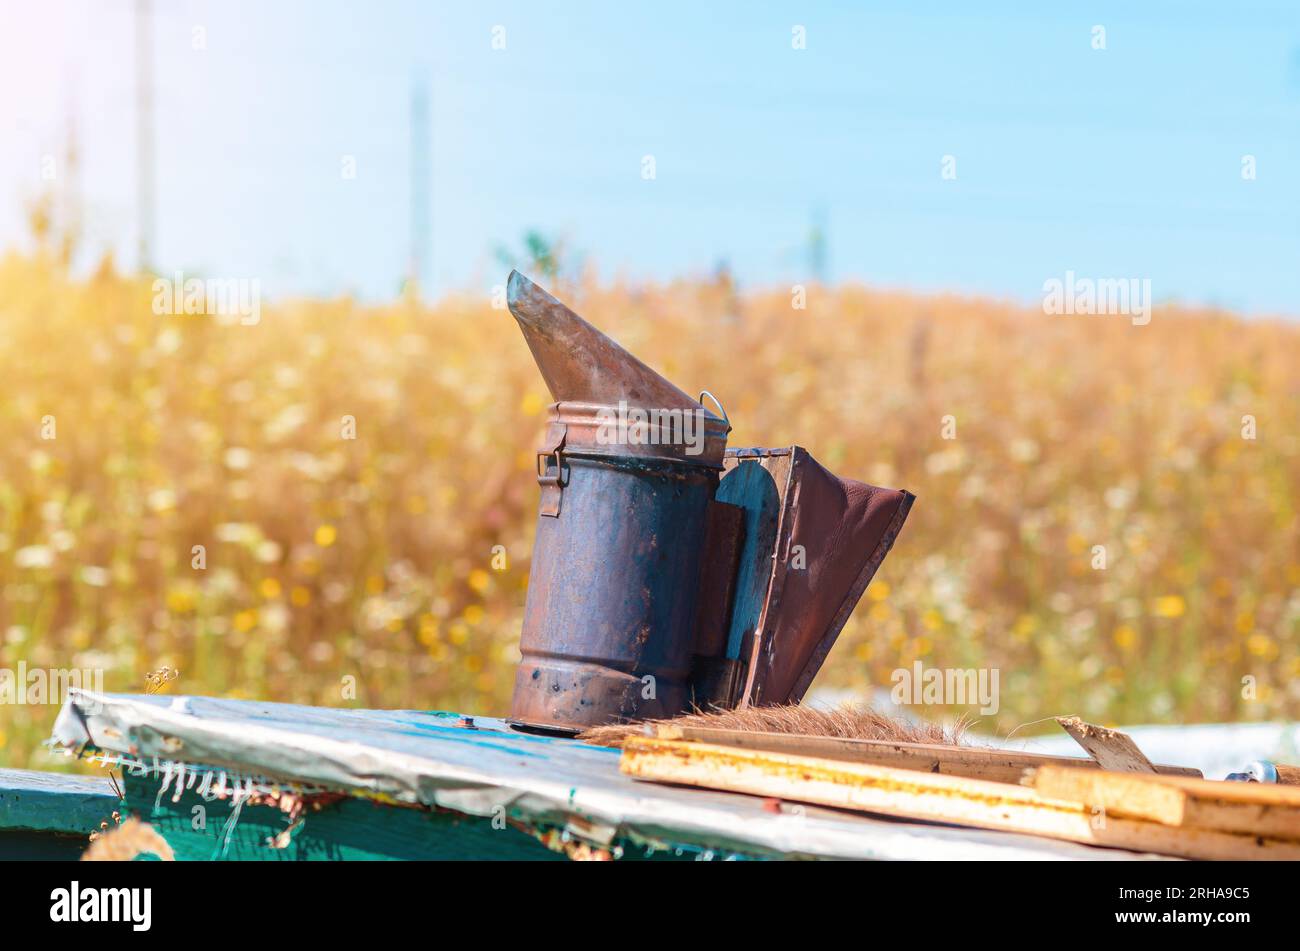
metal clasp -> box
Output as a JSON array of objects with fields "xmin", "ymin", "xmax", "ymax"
[{"xmin": 536, "ymin": 423, "xmax": 568, "ymax": 517}]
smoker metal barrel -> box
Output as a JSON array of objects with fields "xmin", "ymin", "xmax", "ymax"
[{"xmin": 510, "ymin": 401, "xmax": 727, "ymax": 732}]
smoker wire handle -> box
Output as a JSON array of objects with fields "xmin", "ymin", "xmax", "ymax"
[{"xmin": 698, "ymin": 390, "xmax": 730, "ymax": 431}]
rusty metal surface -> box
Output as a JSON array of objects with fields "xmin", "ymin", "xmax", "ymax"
[
  {"xmin": 537, "ymin": 400, "xmax": 729, "ymax": 472},
  {"xmin": 692, "ymin": 501, "xmax": 745, "ymax": 660},
  {"xmin": 720, "ymin": 447, "xmax": 914, "ymax": 707},
  {"xmin": 507, "ymin": 275, "xmax": 730, "ymax": 732},
  {"xmin": 510, "ymin": 452, "xmax": 719, "ymax": 732},
  {"xmin": 507, "ymin": 270, "xmax": 716, "ymax": 414},
  {"xmin": 688, "ymin": 500, "xmax": 746, "ymax": 708}
]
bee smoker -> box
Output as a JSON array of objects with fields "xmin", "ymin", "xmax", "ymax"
[{"xmin": 503, "ymin": 271, "xmax": 915, "ymax": 734}]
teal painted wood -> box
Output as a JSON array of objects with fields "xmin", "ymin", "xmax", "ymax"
[
  {"xmin": 49, "ymin": 696, "xmax": 807, "ymax": 857},
  {"xmin": 123, "ymin": 773, "xmax": 567, "ymax": 861},
  {"xmin": 0, "ymin": 767, "xmax": 120, "ymax": 835},
  {"xmin": 716, "ymin": 459, "xmax": 783, "ymax": 659},
  {"xmin": 120, "ymin": 773, "xmax": 741, "ymax": 861}
]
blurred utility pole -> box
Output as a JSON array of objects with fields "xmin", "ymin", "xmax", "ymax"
[
  {"xmin": 408, "ymin": 70, "xmax": 431, "ymax": 296},
  {"xmin": 60, "ymin": 97, "xmax": 82, "ymax": 267},
  {"xmin": 135, "ymin": 0, "xmax": 155, "ymax": 273},
  {"xmin": 808, "ymin": 207, "xmax": 827, "ymax": 285}
]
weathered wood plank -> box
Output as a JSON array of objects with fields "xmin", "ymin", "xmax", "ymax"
[
  {"xmin": 1033, "ymin": 764, "xmax": 1300, "ymax": 840},
  {"xmin": 1056, "ymin": 716, "xmax": 1157, "ymax": 773},
  {"xmin": 621, "ymin": 737, "xmax": 1300, "ymax": 860},
  {"xmin": 654, "ymin": 724, "xmax": 1201, "ymax": 782}
]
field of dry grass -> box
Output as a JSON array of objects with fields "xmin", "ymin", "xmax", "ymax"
[{"xmin": 1, "ymin": 251, "xmax": 1297, "ymax": 770}]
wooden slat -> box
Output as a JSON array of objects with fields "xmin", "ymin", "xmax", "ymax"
[
  {"xmin": 653, "ymin": 724, "xmax": 1202, "ymax": 782},
  {"xmin": 1056, "ymin": 716, "xmax": 1156, "ymax": 773},
  {"xmin": 1033, "ymin": 764, "xmax": 1300, "ymax": 840},
  {"xmin": 620, "ymin": 737, "xmax": 1300, "ymax": 861},
  {"xmin": 1277, "ymin": 764, "xmax": 1300, "ymax": 786}
]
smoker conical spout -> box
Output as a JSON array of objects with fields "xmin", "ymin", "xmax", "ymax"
[{"xmin": 507, "ymin": 270, "xmax": 706, "ymax": 411}]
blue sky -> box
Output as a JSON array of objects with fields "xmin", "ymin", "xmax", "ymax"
[{"xmin": 2, "ymin": 0, "xmax": 1297, "ymax": 313}]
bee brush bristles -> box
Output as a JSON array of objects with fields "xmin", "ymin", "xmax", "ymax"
[{"xmin": 577, "ymin": 703, "xmax": 967, "ymax": 748}]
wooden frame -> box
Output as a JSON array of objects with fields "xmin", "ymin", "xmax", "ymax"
[
  {"xmin": 621, "ymin": 737, "xmax": 1300, "ymax": 860},
  {"xmin": 652, "ymin": 724, "xmax": 1201, "ymax": 784},
  {"xmin": 1033, "ymin": 764, "xmax": 1300, "ymax": 840}
]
